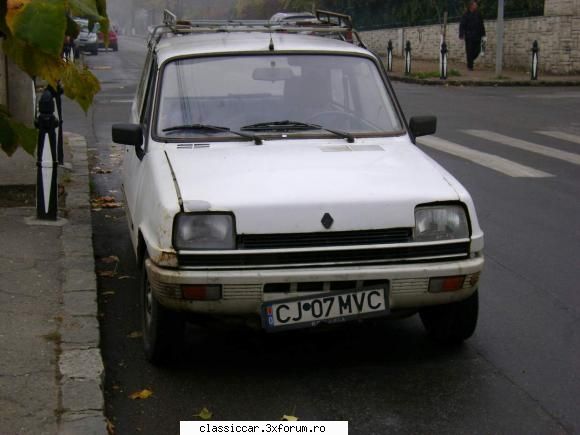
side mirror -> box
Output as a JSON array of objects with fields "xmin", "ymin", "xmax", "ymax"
[
  {"xmin": 112, "ymin": 123, "xmax": 143, "ymax": 146},
  {"xmin": 409, "ymin": 116, "xmax": 437, "ymax": 138}
]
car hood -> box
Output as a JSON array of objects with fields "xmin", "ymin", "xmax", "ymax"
[{"xmin": 164, "ymin": 137, "xmax": 460, "ymax": 234}]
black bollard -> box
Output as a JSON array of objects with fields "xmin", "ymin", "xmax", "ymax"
[
  {"xmin": 35, "ymin": 88, "xmax": 59, "ymax": 220},
  {"xmin": 48, "ymin": 85, "xmax": 65, "ymax": 165},
  {"xmin": 404, "ymin": 41, "xmax": 411, "ymax": 75},
  {"xmin": 531, "ymin": 40, "xmax": 539, "ymax": 81},
  {"xmin": 440, "ymin": 41, "xmax": 448, "ymax": 80},
  {"xmin": 387, "ymin": 40, "xmax": 393, "ymax": 72}
]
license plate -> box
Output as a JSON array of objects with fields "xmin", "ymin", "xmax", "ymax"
[{"xmin": 261, "ymin": 287, "xmax": 389, "ymax": 332}]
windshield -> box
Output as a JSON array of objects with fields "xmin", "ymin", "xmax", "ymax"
[{"xmin": 156, "ymin": 54, "xmax": 402, "ymax": 140}]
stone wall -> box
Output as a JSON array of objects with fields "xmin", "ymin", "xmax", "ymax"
[
  {"xmin": 545, "ymin": 0, "xmax": 580, "ymax": 16},
  {"xmin": 360, "ymin": 0, "xmax": 580, "ymax": 74}
]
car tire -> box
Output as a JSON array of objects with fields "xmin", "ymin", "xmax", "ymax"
[
  {"xmin": 140, "ymin": 254, "xmax": 184, "ymax": 365},
  {"xmin": 92, "ymin": 46, "xmax": 98, "ymax": 55},
  {"xmin": 419, "ymin": 290, "xmax": 478, "ymax": 344},
  {"xmin": 112, "ymin": 43, "xmax": 118, "ymax": 51}
]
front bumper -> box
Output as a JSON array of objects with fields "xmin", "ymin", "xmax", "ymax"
[
  {"xmin": 78, "ymin": 40, "xmax": 98, "ymax": 51},
  {"xmin": 146, "ymin": 255, "xmax": 484, "ymax": 315}
]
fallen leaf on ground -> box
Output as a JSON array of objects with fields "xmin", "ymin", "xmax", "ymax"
[
  {"xmin": 100, "ymin": 255, "xmax": 120, "ymax": 264},
  {"xmin": 106, "ymin": 419, "xmax": 115, "ymax": 435},
  {"xmin": 193, "ymin": 407, "xmax": 213, "ymax": 420},
  {"xmin": 282, "ymin": 415, "xmax": 299, "ymax": 421},
  {"xmin": 127, "ymin": 331, "xmax": 143, "ymax": 339},
  {"xmin": 129, "ymin": 389, "xmax": 153, "ymax": 400},
  {"xmin": 98, "ymin": 270, "xmax": 117, "ymax": 278},
  {"xmin": 91, "ymin": 196, "xmax": 123, "ymax": 209}
]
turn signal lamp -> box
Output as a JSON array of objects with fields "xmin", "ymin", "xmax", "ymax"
[
  {"xmin": 429, "ymin": 276, "xmax": 465, "ymax": 293},
  {"xmin": 181, "ymin": 285, "xmax": 222, "ymax": 300}
]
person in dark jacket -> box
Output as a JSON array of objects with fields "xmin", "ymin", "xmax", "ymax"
[{"xmin": 459, "ymin": 1, "xmax": 486, "ymax": 70}]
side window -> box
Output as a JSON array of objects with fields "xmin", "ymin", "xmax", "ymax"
[
  {"xmin": 136, "ymin": 50, "xmax": 153, "ymax": 117},
  {"xmin": 140, "ymin": 57, "xmax": 157, "ymax": 126}
]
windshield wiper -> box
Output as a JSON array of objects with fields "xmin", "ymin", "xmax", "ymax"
[
  {"xmin": 241, "ymin": 120, "xmax": 355, "ymax": 143},
  {"xmin": 162, "ymin": 124, "xmax": 263, "ymax": 145}
]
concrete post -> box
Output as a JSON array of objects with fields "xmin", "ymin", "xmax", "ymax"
[{"xmin": 495, "ymin": 0, "xmax": 505, "ymax": 76}]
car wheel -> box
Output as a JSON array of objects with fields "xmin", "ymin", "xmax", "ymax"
[
  {"xmin": 140, "ymin": 254, "xmax": 184, "ymax": 364},
  {"xmin": 419, "ymin": 290, "xmax": 478, "ymax": 344},
  {"xmin": 92, "ymin": 47, "xmax": 98, "ymax": 55},
  {"xmin": 112, "ymin": 43, "xmax": 118, "ymax": 51}
]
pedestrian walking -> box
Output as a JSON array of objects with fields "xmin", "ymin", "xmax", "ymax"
[{"xmin": 459, "ymin": 1, "xmax": 486, "ymax": 71}]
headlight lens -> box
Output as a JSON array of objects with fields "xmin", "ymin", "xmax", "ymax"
[
  {"xmin": 413, "ymin": 205, "xmax": 469, "ymax": 242},
  {"xmin": 173, "ymin": 213, "xmax": 235, "ymax": 250},
  {"xmin": 89, "ymin": 33, "xmax": 97, "ymax": 42}
]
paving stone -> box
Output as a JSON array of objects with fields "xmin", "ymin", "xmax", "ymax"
[
  {"xmin": 62, "ymin": 235, "xmax": 94, "ymax": 257},
  {"xmin": 61, "ymin": 379, "xmax": 103, "ymax": 412},
  {"xmin": 62, "ymin": 223, "xmax": 93, "ymax": 238},
  {"xmin": 61, "ymin": 315, "xmax": 100, "ymax": 346},
  {"xmin": 63, "ymin": 268, "xmax": 97, "ymax": 292},
  {"xmin": 63, "ymin": 291, "xmax": 97, "ymax": 316},
  {"xmin": 66, "ymin": 208, "xmax": 93, "ymax": 225},
  {"xmin": 59, "ymin": 411, "xmax": 107, "ymax": 435},
  {"xmin": 61, "ymin": 255, "xmax": 95, "ymax": 272},
  {"xmin": 59, "ymin": 348, "xmax": 103, "ymax": 380},
  {"xmin": 66, "ymin": 192, "xmax": 90, "ymax": 209}
]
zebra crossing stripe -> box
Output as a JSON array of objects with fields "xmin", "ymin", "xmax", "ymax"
[
  {"xmin": 463, "ymin": 130, "xmax": 580, "ymax": 166},
  {"xmin": 417, "ymin": 136, "xmax": 553, "ymax": 178},
  {"xmin": 536, "ymin": 131, "xmax": 580, "ymax": 146}
]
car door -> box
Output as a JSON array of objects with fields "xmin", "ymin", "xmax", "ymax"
[{"xmin": 122, "ymin": 52, "xmax": 157, "ymax": 248}]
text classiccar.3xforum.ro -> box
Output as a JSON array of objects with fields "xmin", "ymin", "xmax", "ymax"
[{"xmin": 195, "ymin": 423, "xmax": 328, "ymax": 433}]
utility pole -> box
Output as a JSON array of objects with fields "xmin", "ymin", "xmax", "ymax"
[{"xmin": 495, "ymin": 0, "xmax": 504, "ymax": 76}]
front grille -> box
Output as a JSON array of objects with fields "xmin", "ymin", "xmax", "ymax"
[
  {"xmin": 178, "ymin": 242, "xmax": 470, "ymax": 269},
  {"xmin": 237, "ymin": 228, "xmax": 412, "ymax": 249}
]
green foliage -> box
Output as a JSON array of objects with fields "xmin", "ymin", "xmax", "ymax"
[
  {"xmin": 0, "ymin": 0, "xmax": 107, "ymax": 156},
  {"xmin": 0, "ymin": 104, "xmax": 37, "ymax": 156}
]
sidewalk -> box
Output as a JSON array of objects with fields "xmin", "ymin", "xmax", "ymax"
[
  {"xmin": 386, "ymin": 56, "xmax": 580, "ymax": 86},
  {"xmin": 0, "ymin": 134, "xmax": 106, "ymax": 434}
]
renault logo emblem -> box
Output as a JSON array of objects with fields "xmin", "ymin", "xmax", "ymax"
[{"xmin": 321, "ymin": 213, "xmax": 334, "ymax": 229}]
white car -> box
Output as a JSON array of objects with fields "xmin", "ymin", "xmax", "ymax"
[{"xmin": 113, "ymin": 15, "xmax": 484, "ymax": 364}]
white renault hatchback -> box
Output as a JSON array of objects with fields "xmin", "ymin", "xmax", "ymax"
[{"xmin": 113, "ymin": 12, "xmax": 484, "ymax": 364}]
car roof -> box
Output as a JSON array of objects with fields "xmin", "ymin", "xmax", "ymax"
[{"xmin": 154, "ymin": 32, "xmax": 371, "ymax": 65}]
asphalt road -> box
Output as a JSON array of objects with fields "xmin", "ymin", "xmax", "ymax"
[{"xmin": 64, "ymin": 36, "xmax": 580, "ymax": 434}]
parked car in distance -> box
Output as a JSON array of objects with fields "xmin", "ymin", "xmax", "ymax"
[
  {"xmin": 74, "ymin": 18, "xmax": 99, "ymax": 55},
  {"xmin": 98, "ymin": 26, "xmax": 118, "ymax": 51},
  {"xmin": 112, "ymin": 12, "xmax": 484, "ymax": 365}
]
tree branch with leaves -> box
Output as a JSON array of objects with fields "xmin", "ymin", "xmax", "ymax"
[{"xmin": 0, "ymin": 0, "xmax": 108, "ymax": 156}]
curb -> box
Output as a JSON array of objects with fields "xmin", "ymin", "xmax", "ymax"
[
  {"xmin": 389, "ymin": 75, "xmax": 580, "ymax": 87},
  {"xmin": 58, "ymin": 132, "xmax": 107, "ymax": 435}
]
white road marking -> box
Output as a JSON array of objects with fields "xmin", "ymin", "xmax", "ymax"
[
  {"xmin": 464, "ymin": 130, "xmax": 580, "ymax": 166},
  {"xmin": 517, "ymin": 92, "xmax": 580, "ymax": 99},
  {"xmin": 418, "ymin": 136, "xmax": 553, "ymax": 178},
  {"xmin": 108, "ymin": 99, "xmax": 133, "ymax": 104},
  {"xmin": 536, "ymin": 131, "xmax": 580, "ymax": 145}
]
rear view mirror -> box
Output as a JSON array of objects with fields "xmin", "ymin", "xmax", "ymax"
[
  {"xmin": 252, "ymin": 67, "xmax": 296, "ymax": 82},
  {"xmin": 409, "ymin": 116, "xmax": 437, "ymax": 138},
  {"xmin": 112, "ymin": 123, "xmax": 143, "ymax": 146}
]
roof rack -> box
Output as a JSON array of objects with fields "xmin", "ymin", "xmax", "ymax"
[{"xmin": 148, "ymin": 9, "xmax": 366, "ymax": 49}]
